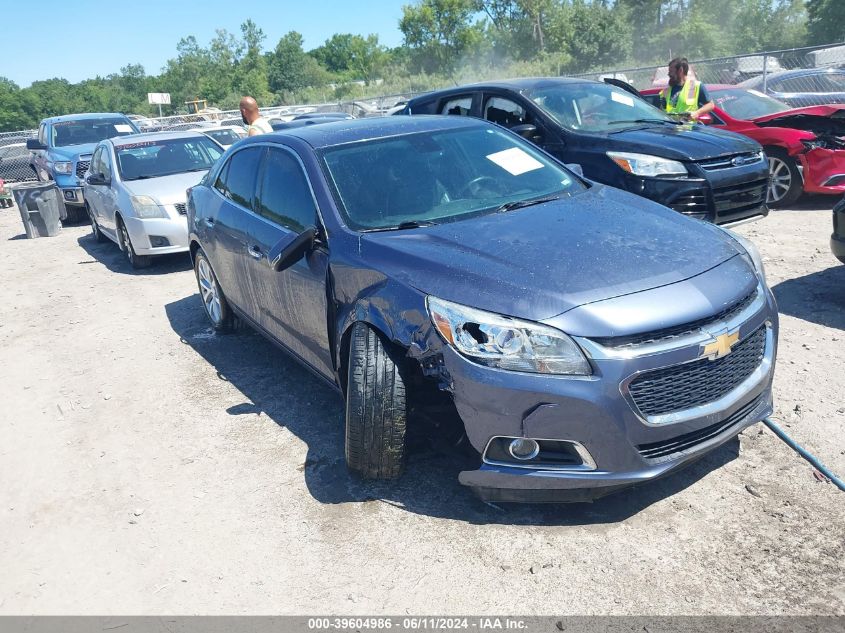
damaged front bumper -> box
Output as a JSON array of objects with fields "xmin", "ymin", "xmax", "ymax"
[
  {"xmin": 800, "ymin": 148, "xmax": 845, "ymax": 195},
  {"xmin": 421, "ymin": 287, "xmax": 778, "ymax": 503}
]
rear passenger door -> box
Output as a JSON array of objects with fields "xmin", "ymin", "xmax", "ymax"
[
  {"xmin": 241, "ymin": 146, "xmax": 333, "ymax": 379},
  {"xmin": 207, "ymin": 146, "xmax": 264, "ymax": 316}
]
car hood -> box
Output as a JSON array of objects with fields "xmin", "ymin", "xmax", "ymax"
[
  {"xmin": 360, "ymin": 185, "xmax": 745, "ymax": 321},
  {"xmin": 123, "ymin": 171, "xmax": 208, "ymax": 204},
  {"xmin": 750, "ymin": 104, "xmax": 845, "ymax": 135},
  {"xmin": 50, "ymin": 143, "xmax": 98, "ymax": 160},
  {"xmin": 605, "ymin": 124, "xmax": 762, "ymax": 161}
]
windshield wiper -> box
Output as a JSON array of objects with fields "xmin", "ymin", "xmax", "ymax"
[
  {"xmin": 610, "ymin": 118, "xmax": 679, "ymax": 125},
  {"xmin": 495, "ymin": 194, "xmax": 564, "ymax": 213},
  {"xmin": 364, "ymin": 220, "xmax": 438, "ymax": 232}
]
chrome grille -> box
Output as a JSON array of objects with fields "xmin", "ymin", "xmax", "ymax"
[
  {"xmin": 713, "ymin": 179, "xmax": 768, "ymax": 214},
  {"xmin": 75, "ymin": 160, "xmax": 90, "ymax": 178},
  {"xmin": 593, "ymin": 289, "xmax": 758, "ymax": 349},
  {"xmin": 637, "ymin": 394, "xmax": 763, "ymax": 463},
  {"xmin": 174, "ymin": 203, "xmax": 187, "ymax": 215},
  {"xmin": 698, "ymin": 152, "xmax": 763, "ymax": 171},
  {"xmin": 628, "ymin": 325, "xmax": 767, "ymax": 417}
]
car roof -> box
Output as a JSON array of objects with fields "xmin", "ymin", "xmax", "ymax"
[
  {"xmin": 410, "ymin": 76, "xmax": 601, "ymax": 101},
  {"xmin": 43, "ymin": 113, "xmax": 130, "ymax": 124},
  {"xmin": 740, "ymin": 67, "xmax": 845, "ymax": 85},
  {"xmin": 109, "ymin": 130, "xmax": 206, "ymax": 147},
  {"xmin": 244, "ymin": 114, "xmax": 487, "ymax": 149}
]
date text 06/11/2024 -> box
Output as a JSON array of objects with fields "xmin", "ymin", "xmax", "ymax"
[{"xmin": 307, "ymin": 617, "xmax": 529, "ymax": 630}]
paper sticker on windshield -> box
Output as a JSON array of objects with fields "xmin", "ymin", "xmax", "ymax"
[
  {"xmin": 486, "ymin": 147, "xmax": 544, "ymax": 176},
  {"xmin": 611, "ymin": 91, "xmax": 635, "ymax": 107},
  {"xmin": 114, "ymin": 124, "xmax": 134, "ymax": 133}
]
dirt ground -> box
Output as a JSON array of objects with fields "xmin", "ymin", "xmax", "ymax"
[{"xmin": 0, "ymin": 196, "xmax": 843, "ymax": 616}]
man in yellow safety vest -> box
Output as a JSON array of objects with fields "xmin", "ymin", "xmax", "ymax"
[{"xmin": 659, "ymin": 57, "xmax": 715, "ymax": 121}]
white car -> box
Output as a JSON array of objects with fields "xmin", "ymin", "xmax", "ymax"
[
  {"xmin": 83, "ymin": 131, "xmax": 224, "ymax": 268},
  {"xmin": 192, "ymin": 125, "xmax": 247, "ymax": 148}
]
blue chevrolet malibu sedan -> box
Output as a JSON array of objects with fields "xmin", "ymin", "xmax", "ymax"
[{"xmin": 187, "ymin": 116, "xmax": 778, "ymax": 503}]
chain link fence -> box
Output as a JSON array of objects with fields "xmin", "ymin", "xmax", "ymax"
[
  {"xmin": 573, "ymin": 42, "xmax": 845, "ymax": 108},
  {"xmin": 0, "ymin": 130, "xmax": 38, "ymax": 184}
]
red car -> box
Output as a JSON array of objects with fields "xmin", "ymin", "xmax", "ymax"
[{"xmin": 642, "ymin": 85, "xmax": 845, "ymax": 206}]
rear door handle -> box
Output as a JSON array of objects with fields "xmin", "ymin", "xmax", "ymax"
[{"xmin": 247, "ymin": 245, "xmax": 264, "ymax": 260}]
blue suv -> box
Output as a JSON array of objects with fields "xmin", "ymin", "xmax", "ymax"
[{"xmin": 27, "ymin": 113, "xmax": 139, "ymax": 221}]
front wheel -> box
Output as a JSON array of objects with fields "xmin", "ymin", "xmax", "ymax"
[
  {"xmin": 117, "ymin": 218, "xmax": 151, "ymax": 269},
  {"xmin": 86, "ymin": 204, "xmax": 106, "ymax": 242},
  {"xmin": 766, "ymin": 149, "xmax": 802, "ymax": 207},
  {"xmin": 345, "ymin": 322, "xmax": 408, "ymax": 480}
]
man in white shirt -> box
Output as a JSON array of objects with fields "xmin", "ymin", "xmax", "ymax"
[{"xmin": 239, "ymin": 96, "xmax": 273, "ymax": 136}]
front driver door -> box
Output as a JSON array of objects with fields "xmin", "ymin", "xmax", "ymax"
[{"xmin": 240, "ymin": 145, "xmax": 333, "ymax": 379}]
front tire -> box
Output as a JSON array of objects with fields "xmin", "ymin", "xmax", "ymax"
[
  {"xmin": 117, "ymin": 217, "xmax": 151, "ymax": 269},
  {"xmin": 766, "ymin": 148, "xmax": 802, "ymax": 207},
  {"xmin": 86, "ymin": 204, "xmax": 106, "ymax": 242},
  {"xmin": 194, "ymin": 249, "xmax": 234, "ymax": 332},
  {"xmin": 345, "ymin": 322, "xmax": 408, "ymax": 480}
]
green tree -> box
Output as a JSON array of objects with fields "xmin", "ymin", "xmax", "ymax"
[
  {"xmin": 400, "ymin": 0, "xmax": 485, "ymax": 74},
  {"xmin": 547, "ymin": 0, "xmax": 633, "ymax": 72},
  {"xmin": 806, "ymin": 0, "xmax": 845, "ymax": 45},
  {"xmin": 312, "ymin": 33, "xmax": 389, "ymax": 81}
]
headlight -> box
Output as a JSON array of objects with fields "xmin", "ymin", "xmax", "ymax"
[
  {"xmin": 130, "ymin": 195, "xmax": 167, "ymax": 219},
  {"xmin": 53, "ymin": 161, "xmax": 72, "ymax": 175},
  {"xmin": 607, "ymin": 152, "xmax": 687, "ymax": 177},
  {"xmin": 426, "ymin": 296, "xmax": 591, "ymax": 375},
  {"xmin": 720, "ymin": 227, "xmax": 767, "ymax": 284}
]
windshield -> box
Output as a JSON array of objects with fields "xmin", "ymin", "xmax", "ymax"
[
  {"xmin": 115, "ymin": 137, "xmax": 224, "ymax": 181},
  {"xmin": 322, "ymin": 126, "xmax": 585, "ymax": 230},
  {"xmin": 52, "ymin": 118, "xmax": 137, "ymax": 147},
  {"xmin": 713, "ymin": 89, "xmax": 790, "ymax": 119},
  {"xmin": 527, "ymin": 82, "xmax": 673, "ymax": 132},
  {"xmin": 202, "ymin": 128, "xmax": 244, "ymax": 146}
]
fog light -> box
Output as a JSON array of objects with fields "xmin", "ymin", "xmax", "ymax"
[
  {"xmin": 149, "ymin": 236, "xmax": 170, "ymax": 247},
  {"xmin": 508, "ymin": 438, "xmax": 540, "ymax": 461},
  {"xmin": 63, "ymin": 190, "xmax": 76, "ymax": 201}
]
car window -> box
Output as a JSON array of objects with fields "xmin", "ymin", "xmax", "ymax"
[
  {"xmin": 322, "ymin": 125, "xmax": 584, "ymax": 231},
  {"xmin": 204, "ymin": 129, "xmax": 244, "ymax": 146},
  {"xmin": 440, "ymin": 96, "xmax": 473, "ymax": 116},
  {"xmin": 483, "ymin": 97, "xmax": 529, "ymax": 128},
  {"xmin": 256, "ymin": 148, "xmax": 316, "ymax": 232},
  {"xmin": 774, "ymin": 77, "xmax": 814, "ymax": 93},
  {"xmin": 215, "ymin": 146, "xmax": 262, "ymax": 209},
  {"xmin": 712, "ymin": 89, "xmax": 789, "ymax": 119},
  {"xmin": 815, "ymin": 73, "xmax": 845, "ymax": 92},
  {"xmin": 50, "ymin": 118, "xmax": 137, "ymax": 147},
  {"xmin": 528, "ymin": 82, "xmax": 672, "ymax": 132},
  {"xmin": 100, "ymin": 147, "xmax": 112, "ymax": 181},
  {"xmin": 89, "ymin": 147, "xmax": 103, "ymax": 177},
  {"xmin": 115, "ymin": 136, "xmax": 222, "ymax": 181}
]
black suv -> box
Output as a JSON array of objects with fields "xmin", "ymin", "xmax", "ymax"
[{"xmin": 399, "ymin": 78, "xmax": 770, "ymax": 226}]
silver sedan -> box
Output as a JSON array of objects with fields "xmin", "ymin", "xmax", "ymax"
[{"xmin": 83, "ymin": 131, "xmax": 224, "ymax": 268}]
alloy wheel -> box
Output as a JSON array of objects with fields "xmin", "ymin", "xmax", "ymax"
[
  {"xmin": 197, "ymin": 258, "xmax": 223, "ymax": 325},
  {"xmin": 767, "ymin": 156, "xmax": 792, "ymax": 204}
]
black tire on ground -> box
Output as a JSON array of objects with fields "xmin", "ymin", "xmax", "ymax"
[
  {"xmin": 345, "ymin": 322, "xmax": 408, "ymax": 480},
  {"xmin": 193, "ymin": 248, "xmax": 234, "ymax": 333},
  {"xmin": 86, "ymin": 204, "xmax": 107, "ymax": 242},
  {"xmin": 117, "ymin": 217, "xmax": 152, "ymax": 269},
  {"xmin": 766, "ymin": 148, "xmax": 803, "ymax": 208}
]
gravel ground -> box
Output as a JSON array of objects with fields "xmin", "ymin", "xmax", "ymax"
[{"xmin": 0, "ymin": 197, "xmax": 843, "ymax": 615}]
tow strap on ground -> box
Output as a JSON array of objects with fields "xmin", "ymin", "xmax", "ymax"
[{"xmin": 763, "ymin": 417, "xmax": 845, "ymax": 492}]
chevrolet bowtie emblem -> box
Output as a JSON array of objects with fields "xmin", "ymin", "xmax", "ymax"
[{"xmin": 701, "ymin": 330, "xmax": 740, "ymax": 360}]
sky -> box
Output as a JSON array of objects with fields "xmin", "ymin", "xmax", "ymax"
[{"xmin": 1, "ymin": 0, "xmax": 410, "ymax": 87}]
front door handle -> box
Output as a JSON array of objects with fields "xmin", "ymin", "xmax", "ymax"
[
  {"xmin": 203, "ymin": 218, "xmax": 215, "ymax": 228},
  {"xmin": 247, "ymin": 245, "xmax": 264, "ymax": 260}
]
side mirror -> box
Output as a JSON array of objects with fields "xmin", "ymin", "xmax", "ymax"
[
  {"xmin": 510, "ymin": 123, "xmax": 542, "ymax": 142},
  {"xmin": 86, "ymin": 173, "xmax": 109, "ymax": 186},
  {"xmin": 565, "ymin": 163, "xmax": 584, "ymax": 177},
  {"xmin": 697, "ymin": 113, "xmax": 714, "ymax": 125},
  {"xmin": 26, "ymin": 139, "xmax": 47, "ymax": 151},
  {"xmin": 268, "ymin": 226, "xmax": 317, "ymax": 272}
]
